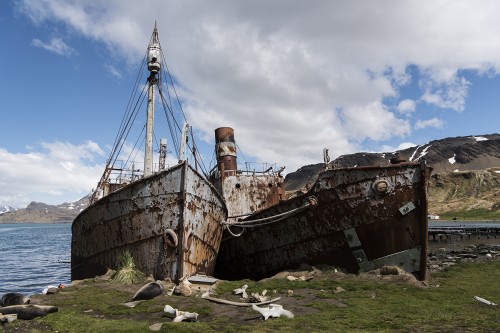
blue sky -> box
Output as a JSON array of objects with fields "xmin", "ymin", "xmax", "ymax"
[{"xmin": 1, "ymin": 0, "xmax": 499, "ymax": 208}]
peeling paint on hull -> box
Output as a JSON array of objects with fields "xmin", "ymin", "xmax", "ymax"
[
  {"xmin": 215, "ymin": 162, "xmax": 431, "ymax": 281},
  {"xmin": 71, "ymin": 161, "xmax": 227, "ymax": 283}
]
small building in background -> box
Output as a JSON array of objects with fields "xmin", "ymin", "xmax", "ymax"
[{"xmin": 428, "ymin": 213, "xmax": 440, "ymax": 220}]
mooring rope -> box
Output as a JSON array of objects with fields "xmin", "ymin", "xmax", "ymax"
[{"xmin": 222, "ymin": 196, "xmax": 318, "ymax": 237}]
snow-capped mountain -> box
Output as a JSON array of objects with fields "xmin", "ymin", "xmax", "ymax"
[
  {"xmin": 0, "ymin": 205, "xmax": 16, "ymax": 215},
  {"xmin": 0, "ymin": 195, "xmax": 89, "ymax": 223}
]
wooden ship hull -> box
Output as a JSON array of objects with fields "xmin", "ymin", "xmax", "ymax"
[
  {"xmin": 72, "ymin": 161, "xmax": 227, "ymax": 283},
  {"xmin": 214, "ymin": 161, "xmax": 431, "ymax": 281}
]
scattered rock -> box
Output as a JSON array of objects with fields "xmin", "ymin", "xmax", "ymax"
[
  {"xmin": 334, "ymin": 286, "xmax": 345, "ymax": 293},
  {"xmin": 45, "ymin": 288, "xmax": 59, "ymax": 295},
  {"xmin": 149, "ymin": 322, "xmax": 163, "ymax": 331},
  {"xmin": 427, "ymin": 244, "xmax": 500, "ymax": 272}
]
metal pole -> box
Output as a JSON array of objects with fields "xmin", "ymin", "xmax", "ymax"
[
  {"xmin": 144, "ymin": 75, "xmax": 155, "ymax": 176},
  {"xmin": 144, "ymin": 22, "xmax": 161, "ymax": 177}
]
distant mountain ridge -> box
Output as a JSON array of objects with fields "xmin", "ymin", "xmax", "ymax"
[
  {"xmin": 0, "ymin": 196, "xmax": 89, "ymax": 223},
  {"xmin": 284, "ymin": 133, "xmax": 500, "ymax": 192},
  {"xmin": 284, "ymin": 133, "xmax": 500, "ymax": 217},
  {"xmin": 1, "ymin": 133, "xmax": 498, "ymax": 222},
  {"xmin": 0, "ymin": 205, "xmax": 16, "ymax": 215}
]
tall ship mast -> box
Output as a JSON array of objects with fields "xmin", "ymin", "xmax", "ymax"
[
  {"xmin": 144, "ymin": 22, "xmax": 160, "ymax": 177},
  {"xmin": 71, "ymin": 23, "xmax": 227, "ymax": 283}
]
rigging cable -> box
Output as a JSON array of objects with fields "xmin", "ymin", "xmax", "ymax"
[
  {"xmin": 109, "ymin": 51, "xmax": 148, "ymax": 164},
  {"xmin": 124, "ymin": 124, "xmax": 146, "ymax": 169},
  {"xmin": 157, "ymin": 87, "xmax": 181, "ymax": 158},
  {"xmin": 109, "ymin": 87, "xmax": 148, "ymax": 168}
]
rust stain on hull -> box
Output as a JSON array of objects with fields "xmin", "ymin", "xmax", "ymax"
[
  {"xmin": 71, "ymin": 161, "xmax": 227, "ymax": 283},
  {"xmin": 215, "ymin": 161, "xmax": 431, "ymax": 281}
]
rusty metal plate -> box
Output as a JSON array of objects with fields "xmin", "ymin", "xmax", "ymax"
[
  {"xmin": 344, "ymin": 228, "xmax": 362, "ymax": 248},
  {"xmin": 358, "ymin": 246, "xmax": 422, "ymax": 272}
]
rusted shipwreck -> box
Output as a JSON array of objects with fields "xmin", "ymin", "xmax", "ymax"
[
  {"xmin": 212, "ymin": 129, "xmax": 431, "ymax": 281},
  {"xmin": 71, "ymin": 24, "xmax": 227, "ymax": 283},
  {"xmin": 72, "ymin": 23, "xmax": 431, "ymax": 284}
]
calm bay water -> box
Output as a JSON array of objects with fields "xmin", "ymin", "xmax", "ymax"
[{"xmin": 0, "ymin": 223, "xmax": 71, "ymax": 296}]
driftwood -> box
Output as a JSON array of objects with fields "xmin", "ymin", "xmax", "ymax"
[{"xmin": 202, "ymin": 295, "xmax": 281, "ymax": 307}]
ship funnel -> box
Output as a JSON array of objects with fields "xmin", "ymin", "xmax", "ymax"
[{"xmin": 215, "ymin": 127, "xmax": 237, "ymax": 178}]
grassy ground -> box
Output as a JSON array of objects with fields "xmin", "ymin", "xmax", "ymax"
[
  {"xmin": 438, "ymin": 208, "xmax": 500, "ymax": 220},
  {"xmin": 2, "ymin": 261, "xmax": 499, "ymax": 333}
]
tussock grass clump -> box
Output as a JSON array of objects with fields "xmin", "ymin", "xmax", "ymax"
[{"xmin": 111, "ymin": 250, "xmax": 145, "ymax": 284}]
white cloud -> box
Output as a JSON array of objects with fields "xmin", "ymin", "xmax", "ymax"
[
  {"xmin": 341, "ymin": 102, "xmax": 411, "ymax": 142},
  {"xmin": 379, "ymin": 142, "xmax": 417, "ymax": 153},
  {"xmin": 15, "ymin": 0, "xmax": 500, "ymax": 173},
  {"xmin": 420, "ymin": 74, "xmax": 470, "ymax": 111},
  {"xmin": 415, "ymin": 118, "xmax": 446, "ymax": 130},
  {"xmin": 0, "ymin": 141, "xmax": 105, "ymax": 207},
  {"xmin": 397, "ymin": 99, "xmax": 416, "ymax": 114},
  {"xmin": 32, "ymin": 37, "xmax": 76, "ymax": 57},
  {"xmin": 104, "ymin": 63, "xmax": 123, "ymax": 79}
]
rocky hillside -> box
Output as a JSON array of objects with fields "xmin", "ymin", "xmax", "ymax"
[
  {"xmin": 427, "ymin": 168, "xmax": 500, "ymax": 216},
  {"xmin": 0, "ymin": 196, "xmax": 89, "ymax": 223},
  {"xmin": 284, "ymin": 133, "xmax": 500, "ymax": 217}
]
